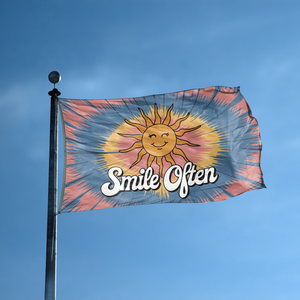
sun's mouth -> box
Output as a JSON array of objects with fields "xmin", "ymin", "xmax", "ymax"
[{"xmin": 151, "ymin": 141, "xmax": 168, "ymax": 150}]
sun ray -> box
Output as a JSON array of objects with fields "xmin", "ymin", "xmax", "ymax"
[
  {"xmin": 139, "ymin": 108, "xmax": 153, "ymax": 127},
  {"xmin": 156, "ymin": 156, "xmax": 163, "ymax": 177},
  {"xmin": 148, "ymin": 155, "xmax": 155, "ymax": 167},
  {"xmin": 131, "ymin": 148, "xmax": 147, "ymax": 168},
  {"xmin": 172, "ymin": 147, "xmax": 189, "ymax": 162},
  {"xmin": 176, "ymin": 139, "xmax": 199, "ymax": 147},
  {"xmin": 119, "ymin": 141, "xmax": 143, "ymax": 153},
  {"xmin": 162, "ymin": 104, "xmax": 173, "ymax": 125},
  {"xmin": 124, "ymin": 119, "xmax": 146, "ymax": 133},
  {"xmin": 170, "ymin": 113, "xmax": 190, "ymax": 130},
  {"xmin": 175, "ymin": 125, "xmax": 202, "ymax": 137},
  {"xmin": 118, "ymin": 133, "xmax": 142, "ymax": 140},
  {"xmin": 165, "ymin": 153, "xmax": 175, "ymax": 166},
  {"xmin": 154, "ymin": 103, "xmax": 161, "ymax": 124}
]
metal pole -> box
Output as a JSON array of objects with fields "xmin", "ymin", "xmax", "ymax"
[{"xmin": 45, "ymin": 72, "xmax": 61, "ymax": 300}]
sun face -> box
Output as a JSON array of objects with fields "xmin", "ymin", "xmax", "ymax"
[
  {"xmin": 119, "ymin": 104, "xmax": 201, "ymax": 177},
  {"xmin": 142, "ymin": 124, "xmax": 176, "ymax": 157}
]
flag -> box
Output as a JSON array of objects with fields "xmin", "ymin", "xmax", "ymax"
[{"xmin": 58, "ymin": 86, "xmax": 265, "ymax": 213}]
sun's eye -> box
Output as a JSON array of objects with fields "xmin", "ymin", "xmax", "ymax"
[
  {"xmin": 161, "ymin": 132, "xmax": 169, "ymax": 137},
  {"xmin": 149, "ymin": 134, "xmax": 156, "ymax": 138}
]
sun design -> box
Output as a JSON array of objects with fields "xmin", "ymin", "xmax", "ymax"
[{"xmin": 118, "ymin": 104, "xmax": 201, "ymax": 177}]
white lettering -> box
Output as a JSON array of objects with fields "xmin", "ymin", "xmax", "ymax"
[
  {"xmin": 101, "ymin": 167, "xmax": 161, "ymax": 197},
  {"xmin": 101, "ymin": 167, "xmax": 123, "ymax": 197},
  {"xmin": 164, "ymin": 165, "xmax": 182, "ymax": 192},
  {"xmin": 101, "ymin": 163, "xmax": 219, "ymax": 198},
  {"xmin": 163, "ymin": 163, "xmax": 219, "ymax": 198}
]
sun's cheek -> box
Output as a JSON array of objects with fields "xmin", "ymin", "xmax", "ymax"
[
  {"xmin": 163, "ymin": 135, "xmax": 172, "ymax": 144},
  {"xmin": 164, "ymin": 136, "xmax": 176, "ymax": 153},
  {"xmin": 142, "ymin": 136, "xmax": 151, "ymax": 147},
  {"xmin": 142, "ymin": 136, "xmax": 154, "ymax": 153}
]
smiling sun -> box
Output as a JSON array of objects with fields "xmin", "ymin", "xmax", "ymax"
[{"xmin": 119, "ymin": 104, "xmax": 201, "ymax": 176}]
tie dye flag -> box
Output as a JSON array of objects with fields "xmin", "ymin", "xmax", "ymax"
[{"xmin": 58, "ymin": 86, "xmax": 265, "ymax": 213}]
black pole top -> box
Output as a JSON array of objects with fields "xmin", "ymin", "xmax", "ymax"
[
  {"xmin": 48, "ymin": 88, "xmax": 61, "ymax": 97},
  {"xmin": 48, "ymin": 71, "xmax": 61, "ymax": 85},
  {"xmin": 48, "ymin": 71, "xmax": 61, "ymax": 96}
]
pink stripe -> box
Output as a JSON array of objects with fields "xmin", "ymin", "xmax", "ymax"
[
  {"xmin": 246, "ymin": 150, "xmax": 261, "ymax": 164},
  {"xmin": 230, "ymin": 98, "xmax": 250, "ymax": 115},
  {"xmin": 197, "ymin": 88, "xmax": 215, "ymax": 102},
  {"xmin": 249, "ymin": 123, "xmax": 262, "ymax": 147},
  {"xmin": 184, "ymin": 89, "xmax": 199, "ymax": 99},
  {"xmin": 63, "ymin": 180, "xmax": 87, "ymax": 206},
  {"xmin": 236, "ymin": 165, "xmax": 263, "ymax": 183},
  {"xmin": 219, "ymin": 87, "xmax": 236, "ymax": 93},
  {"xmin": 224, "ymin": 179, "xmax": 252, "ymax": 196},
  {"xmin": 67, "ymin": 152, "xmax": 77, "ymax": 165},
  {"xmin": 89, "ymin": 100, "xmax": 112, "ymax": 110},
  {"xmin": 93, "ymin": 198, "xmax": 115, "ymax": 210},
  {"xmin": 174, "ymin": 87, "xmax": 216, "ymax": 102},
  {"xmin": 107, "ymin": 98, "xmax": 126, "ymax": 108},
  {"xmin": 65, "ymin": 167, "xmax": 81, "ymax": 184},
  {"xmin": 121, "ymin": 98, "xmax": 135, "ymax": 104},
  {"xmin": 61, "ymin": 106, "xmax": 85, "ymax": 129},
  {"xmin": 211, "ymin": 190, "xmax": 230, "ymax": 202},
  {"xmin": 214, "ymin": 91, "xmax": 235, "ymax": 107},
  {"xmin": 67, "ymin": 100, "xmax": 102, "ymax": 121},
  {"xmin": 64, "ymin": 123, "xmax": 78, "ymax": 140},
  {"xmin": 71, "ymin": 192, "xmax": 113, "ymax": 212}
]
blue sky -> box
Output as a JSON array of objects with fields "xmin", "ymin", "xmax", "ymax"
[{"xmin": 1, "ymin": 0, "xmax": 300, "ymax": 299}]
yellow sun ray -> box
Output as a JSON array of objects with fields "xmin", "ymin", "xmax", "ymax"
[
  {"xmin": 165, "ymin": 153, "xmax": 175, "ymax": 166},
  {"xmin": 124, "ymin": 119, "xmax": 146, "ymax": 133},
  {"xmin": 173, "ymin": 147, "xmax": 189, "ymax": 162},
  {"xmin": 162, "ymin": 104, "xmax": 173, "ymax": 125},
  {"xmin": 156, "ymin": 156, "xmax": 163, "ymax": 177},
  {"xmin": 170, "ymin": 113, "xmax": 190, "ymax": 130},
  {"xmin": 154, "ymin": 178, "xmax": 170, "ymax": 199},
  {"xmin": 139, "ymin": 108, "xmax": 153, "ymax": 127},
  {"xmin": 118, "ymin": 133, "xmax": 142, "ymax": 140},
  {"xmin": 175, "ymin": 124, "xmax": 202, "ymax": 137},
  {"xmin": 176, "ymin": 139, "xmax": 199, "ymax": 147},
  {"xmin": 131, "ymin": 148, "xmax": 147, "ymax": 168},
  {"xmin": 148, "ymin": 155, "xmax": 155, "ymax": 167},
  {"xmin": 154, "ymin": 103, "xmax": 161, "ymax": 124},
  {"xmin": 119, "ymin": 141, "xmax": 142, "ymax": 153}
]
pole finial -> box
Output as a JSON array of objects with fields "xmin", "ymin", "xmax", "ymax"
[{"xmin": 48, "ymin": 71, "xmax": 61, "ymax": 88}]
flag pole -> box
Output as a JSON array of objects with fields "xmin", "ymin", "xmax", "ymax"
[{"xmin": 45, "ymin": 71, "xmax": 61, "ymax": 300}]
